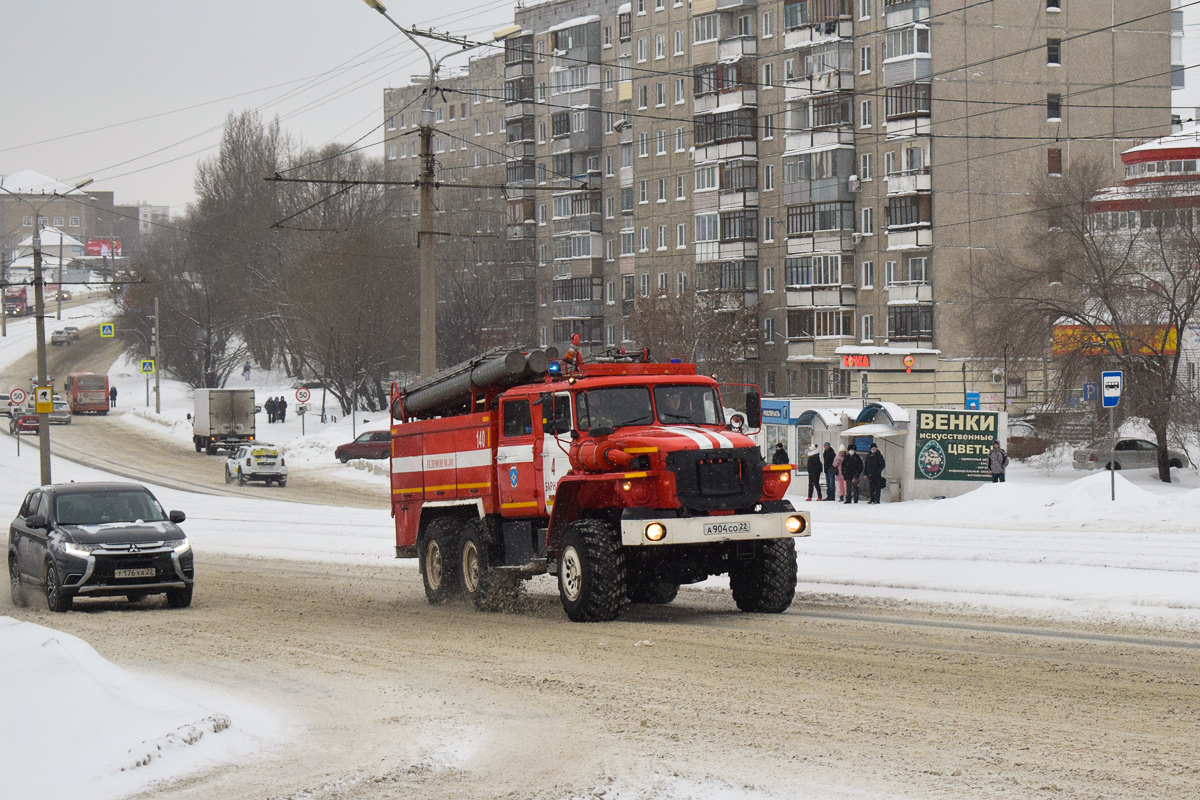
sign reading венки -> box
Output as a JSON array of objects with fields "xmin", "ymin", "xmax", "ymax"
[{"xmin": 913, "ymin": 409, "xmax": 1000, "ymax": 482}]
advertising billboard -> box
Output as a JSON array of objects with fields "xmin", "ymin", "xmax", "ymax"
[
  {"xmin": 913, "ymin": 409, "xmax": 1000, "ymax": 482},
  {"xmin": 86, "ymin": 238, "xmax": 122, "ymax": 256},
  {"xmin": 1051, "ymin": 324, "xmax": 1177, "ymax": 356}
]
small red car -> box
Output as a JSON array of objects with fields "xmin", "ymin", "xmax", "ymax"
[
  {"xmin": 9, "ymin": 412, "xmax": 39, "ymax": 435},
  {"xmin": 335, "ymin": 430, "xmax": 391, "ymax": 463}
]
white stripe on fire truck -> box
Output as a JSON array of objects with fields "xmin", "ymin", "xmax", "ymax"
[
  {"xmin": 391, "ymin": 449, "xmax": 493, "ymax": 474},
  {"xmin": 496, "ymin": 444, "xmax": 535, "ymax": 463},
  {"xmin": 661, "ymin": 426, "xmax": 714, "ymax": 449}
]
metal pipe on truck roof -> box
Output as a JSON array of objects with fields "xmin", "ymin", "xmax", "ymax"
[{"xmin": 399, "ymin": 349, "xmax": 551, "ymax": 418}]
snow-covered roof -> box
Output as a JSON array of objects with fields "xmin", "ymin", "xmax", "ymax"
[
  {"xmin": 797, "ymin": 407, "xmax": 858, "ymax": 427},
  {"xmin": 702, "ymin": 101, "xmax": 746, "ymax": 116},
  {"xmin": 1123, "ymin": 124, "xmax": 1200, "ymax": 156},
  {"xmin": 547, "ymin": 14, "xmax": 600, "ymax": 33},
  {"xmin": 16, "ymin": 226, "xmax": 84, "ymax": 249},
  {"xmin": 618, "ymin": 3, "xmax": 632, "ymax": 14},
  {"xmin": 835, "ymin": 345, "xmax": 941, "ymax": 356},
  {"xmin": 841, "ymin": 422, "xmax": 905, "ymax": 439},
  {"xmin": 0, "ymin": 169, "xmax": 74, "ymax": 195},
  {"xmin": 1091, "ymin": 181, "xmax": 1200, "ymax": 204}
]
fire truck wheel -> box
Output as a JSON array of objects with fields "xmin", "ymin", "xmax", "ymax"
[
  {"xmin": 460, "ymin": 522, "xmax": 523, "ymax": 612},
  {"xmin": 626, "ymin": 571, "xmax": 679, "ymax": 605},
  {"xmin": 420, "ymin": 517, "xmax": 462, "ymax": 604},
  {"xmin": 558, "ymin": 519, "xmax": 627, "ymax": 622},
  {"xmin": 729, "ymin": 538, "xmax": 797, "ymax": 614}
]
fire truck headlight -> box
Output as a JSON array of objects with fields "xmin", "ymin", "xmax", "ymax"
[
  {"xmin": 621, "ymin": 480, "xmax": 633, "ymax": 492},
  {"xmin": 785, "ymin": 515, "xmax": 806, "ymax": 535},
  {"xmin": 644, "ymin": 522, "xmax": 666, "ymax": 542},
  {"xmin": 779, "ymin": 471, "xmax": 790, "ymax": 484}
]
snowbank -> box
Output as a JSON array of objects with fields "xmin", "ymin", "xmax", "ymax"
[{"xmin": 0, "ymin": 617, "xmax": 266, "ymax": 800}]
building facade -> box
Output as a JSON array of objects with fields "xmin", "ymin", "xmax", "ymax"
[{"xmin": 383, "ymin": 0, "xmax": 1179, "ymax": 409}]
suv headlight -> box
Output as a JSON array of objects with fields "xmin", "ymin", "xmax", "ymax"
[
  {"xmin": 172, "ymin": 538, "xmax": 192, "ymax": 554},
  {"xmin": 62, "ymin": 541, "xmax": 98, "ymax": 559}
]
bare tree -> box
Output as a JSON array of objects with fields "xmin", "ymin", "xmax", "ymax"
[
  {"xmin": 980, "ymin": 158, "xmax": 1200, "ymax": 482},
  {"xmin": 625, "ymin": 288, "xmax": 759, "ymax": 383}
]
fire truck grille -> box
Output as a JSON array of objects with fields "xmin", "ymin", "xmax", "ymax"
[{"xmin": 665, "ymin": 447, "xmax": 764, "ymax": 512}]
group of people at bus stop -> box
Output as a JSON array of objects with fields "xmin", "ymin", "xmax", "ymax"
[{"xmin": 774, "ymin": 441, "xmax": 887, "ymax": 504}]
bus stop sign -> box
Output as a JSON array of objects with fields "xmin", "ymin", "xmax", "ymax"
[{"xmin": 1101, "ymin": 371, "xmax": 1122, "ymax": 408}]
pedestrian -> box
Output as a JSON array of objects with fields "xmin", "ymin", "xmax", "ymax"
[
  {"xmin": 864, "ymin": 442, "xmax": 887, "ymax": 504},
  {"xmin": 988, "ymin": 440, "xmax": 1009, "ymax": 483},
  {"xmin": 833, "ymin": 445, "xmax": 846, "ymax": 502},
  {"xmin": 726, "ymin": 413, "xmax": 745, "ymax": 433},
  {"xmin": 822, "ymin": 442, "xmax": 836, "ymax": 501},
  {"xmin": 841, "ymin": 445, "xmax": 863, "ymax": 504},
  {"xmin": 243, "ymin": 362, "xmax": 252, "ymax": 381},
  {"xmin": 108, "ymin": 386, "xmax": 117, "ymax": 408},
  {"xmin": 265, "ymin": 396, "xmax": 276, "ymax": 423},
  {"xmin": 278, "ymin": 396, "xmax": 288, "ymax": 422},
  {"xmin": 771, "ymin": 443, "xmax": 790, "ymax": 465},
  {"xmin": 805, "ymin": 446, "xmax": 824, "ymax": 500}
]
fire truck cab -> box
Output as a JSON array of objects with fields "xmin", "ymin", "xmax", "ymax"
[{"xmin": 391, "ymin": 347, "xmax": 808, "ymax": 622}]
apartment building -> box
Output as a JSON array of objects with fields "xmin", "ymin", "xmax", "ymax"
[{"xmin": 383, "ymin": 0, "xmax": 1178, "ymax": 408}]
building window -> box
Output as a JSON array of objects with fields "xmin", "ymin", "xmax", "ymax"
[
  {"xmin": 69, "ymin": 216, "xmax": 79, "ymax": 227},
  {"xmin": 762, "ymin": 10, "xmax": 773, "ymax": 37},
  {"xmin": 860, "ymin": 45, "xmax": 871, "ymax": 74},
  {"xmin": 694, "ymin": 14, "xmax": 719, "ymax": 43},
  {"xmin": 860, "ymin": 207, "xmax": 874, "ymax": 235},
  {"xmin": 623, "ymin": 275, "xmax": 635, "ymax": 300},
  {"xmin": 1047, "ymin": 38, "xmax": 1061, "ymax": 66},
  {"xmin": 763, "ymin": 164, "xmax": 774, "ymax": 191},
  {"xmin": 736, "ymin": 14, "xmax": 753, "ymax": 37},
  {"xmin": 885, "ymin": 82, "xmax": 931, "ymax": 120},
  {"xmin": 764, "ymin": 216, "xmax": 775, "ymax": 242},
  {"xmin": 386, "ymin": 116, "xmax": 396, "ymax": 131},
  {"xmin": 53, "ymin": 216, "xmax": 64, "ymax": 226},
  {"xmin": 656, "ymin": 82, "xmax": 667, "ymax": 107},
  {"xmin": 761, "ymin": 113, "xmax": 775, "ymax": 139},
  {"xmin": 1048, "ymin": 147, "xmax": 1063, "ymax": 176},
  {"xmin": 657, "ymin": 130, "xmax": 667, "ymax": 154},
  {"xmin": 640, "ymin": 227, "xmax": 650, "ymax": 252},
  {"xmin": 639, "ymin": 180, "xmax": 649, "ymax": 203},
  {"xmin": 764, "ymin": 265, "xmax": 775, "ymax": 291},
  {"xmin": 678, "ymin": 271, "xmax": 688, "ymax": 293},
  {"xmin": 676, "ymin": 175, "xmax": 687, "ymax": 199},
  {"xmin": 1047, "ymin": 93, "xmax": 1062, "ymax": 121},
  {"xmin": 675, "ymin": 30, "xmax": 685, "ymax": 55},
  {"xmin": 639, "ymin": 132, "xmax": 649, "ymax": 157},
  {"xmin": 675, "ymin": 78, "xmax": 685, "ymax": 104},
  {"xmin": 655, "ymin": 34, "xmax": 666, "ymax": 59},
  {"xmin": 638, "ymin": 84, "xmax": 648, "ymax": 109},
  {"xmin": 1047, "ymin": 0, "xmax": 1061, "ymax": 10},
  {"xmin": 22, "ymin": 216, "xmax": 32, "ymax": 227},
  {"xmin": 860, "ymin": 152, "xmax": 874, "ymax": 180},
  {"xmin": 386, "ymin": 144, "xmax": 397, "ymax": 160},
  {"xmin": 860, "ymin": 99, "xmax": 872, "ymax": 128},
  {"xmin": 861, "ymin": 314, "xmax": 874, "ymax": 342},
  {"xmin": 784, "ymin": 58, "xmax": 795, "ymax": 81},
  {"xmin": 676, "ymin": 127, "xmax": 686, "ymax": 151},
  {"xmin": 859, "ymin": 0, "xmax": 871, "ymax": 20},
  {"xmin": 861, "ymin": 261, "xmax": 874, "ymax": 288},
  {"xmin": 640, "ymin": 273, "xmax": 650, "ymax": 297},
  {"xmin": 658, "ymin": 178, "xmax": 668, "ymax": 201},
  {"xmin": 764, "ymin": 316, "xmax": 775, "ymax": 342},
  {"xmin": 785, "ymin": 254, "xmax": 849, "ymax": 286},
  {"xmin": 887, "ymin": 304, "xmax": 934, "ymax": 340},
  {"xmin": 658, "ymin": 226, "xmax": 668, "ymax": 250},
  {"xmin": 677, "ymin": 223, "xmax": 687, "ymax": 248},
  {"xmin": 762, "ymin": 62, "xmax": 774, "ymax": 89},
  {"xmin": 637, "ymin": 38, "xmax": 647, "ymax": 62}
]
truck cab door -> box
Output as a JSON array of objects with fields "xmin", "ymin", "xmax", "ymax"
[
  {"xmin": 497, "ymin": 399, "xmax": 539, "ymax": 515},
  {"xmin": 539, "ymin": 392, "xmax": 573, "ymax": 515}
]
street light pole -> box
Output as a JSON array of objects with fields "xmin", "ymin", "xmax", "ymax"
[
  {"xmin": 153, "ymin": 296, "xmax": 161, "ymax": 414},
  {"xmin": 360, "ymin": 1, "xmax": 518, "ymax": 377},
  {"xmin": 0, "ymin": 179, "xmax": 93, "ymax": 485}
]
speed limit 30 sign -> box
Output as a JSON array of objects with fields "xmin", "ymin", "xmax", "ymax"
[{"xmin": 295, "ymin": 387, "xmax": 311, "ymax": 403}]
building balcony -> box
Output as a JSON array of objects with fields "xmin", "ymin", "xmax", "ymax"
[
  {"xmin": 719, "ymin": 241, "xmax": 758, "ymax": 261},
  {"xmin": 785, "ymin": 70, "xmax": 854, "ymax": 101},
  {"xmin": 504, "ymin": 101, "xmax": 537, "ymax": 120},
  {"xmin": 506, "ymin": 220, "xmax": 537, "ymax": 240},
  {"xmin": 885, "ymin": 226, "xmax": 932, "ymax": 250},
  {"xmin": 718, "ymin": 36, "xmax": 757, "ymax": 60},
  {"xmin": 885, "ymin": 281, "xmax": 932, "ymax": 303},
  {"xmin": 885, "ymin": 168, "xmax": 931, "ymax": 196},
  {"xmin": 719, "ymin": 190, "xmax": 758, "ymax": 209},
  {"xmin": 716, "ymin": 0, "xmax": 757, "ymax": 9},
  {"xmin": 786, "ymin": 231, "xmax": 856, "ymax": 254},
  {"xmin": 693, "ymin": 139, "xmax": 758, "ymax": 162},
  {"xmin": 782, "ymin": 20, "xmax": 853, "ymax": 52},
  {"xmin": 784, "ymin": 127, "xmax": 854, "ymax": 153},
  {"xmin": 786, "ymin": 337, "xmax": 854, "ymax": 362},
  {"xmin": 693, "ymin": 88, "xmax": 758, "ymax": 114},
  {"xmin": 786, "ymin": 286, "xmax": 857, "ymax": 308},
  {"xmin": 505, "ymin": 61, "xmax": 534, "ymax": 80},
  {"xmin": 552, "ymin": 213, "xmax": 604, "ymax": 234},
  {"xmin": 503, "ymin": 141, "xmax": 537, "ymax": 160},
  {"xmin": 552, "ymin": 300, "xmax": 604, "ymax": 319}
]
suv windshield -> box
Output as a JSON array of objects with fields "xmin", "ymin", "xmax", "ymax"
[
  {"xmin": 576, "ymin": 387, "xmax": 652, "ymax": 430},
  {"xmin": 55, "ymin": 491, "xmax": 168, "ymax": 525},
  {"xmin": 654, "ymin": 385, "xmax": 723, "ymax": 426}
]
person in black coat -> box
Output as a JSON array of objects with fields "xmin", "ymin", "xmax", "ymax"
[
  {"xmin": 278, "ymin": 397, "xmax": 288, "ymax": 422},
  {"xmin": 805, "ymin": 446, "xmax": 824, "ymax": 500},
  {"xmin": 265, "ymin": 396, "xmax": 276, "ymax": 423},
  {"xmin": 840, "ymin": 445, "xmax": 864, "ymax": 504},
  {"xmin": 771, "ymin": 443, "xmax": 790, "ymax": 465},
  {"xmin": 864, "ymin": 442, "xmax": 887, "ymax": 504},
  {"xmin": 821, "ymin": 442, "xmax": 836, "ymax": 500}
]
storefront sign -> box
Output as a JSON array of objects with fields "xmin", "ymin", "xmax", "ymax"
[
  {"xmin": 842, "ymin": 354, "xmax": 871, "ymax": 368},
  {"xmin": 913, "ymin": 409, "xmax": 999, "ymax": 481}
]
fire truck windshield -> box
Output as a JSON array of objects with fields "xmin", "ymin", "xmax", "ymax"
[
  {"xmin": 576, "ymin": 387, "xmax": 652, "ymax": 431},
  {"xmin": 654, "ymin": 385, "xmax": 723, "ymax": 426}
]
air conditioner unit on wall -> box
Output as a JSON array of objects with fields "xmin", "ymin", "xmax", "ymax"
[{"xmin": 848, "ymin": 175, "xmax": 861, "ymax": 192}]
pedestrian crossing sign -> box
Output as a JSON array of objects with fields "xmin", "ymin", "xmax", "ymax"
[
  {"xmin": 139, "ymin": 359, "xmax": 155, "ymax": 375},
  {"xmin": 100, "ymin": 323, "xmax": 115, "ymax": 338}
]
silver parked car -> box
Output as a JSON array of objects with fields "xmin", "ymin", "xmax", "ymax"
[{"xmin": 1073, "ymin": 438, "xmax": 1190, "ymax": 470}]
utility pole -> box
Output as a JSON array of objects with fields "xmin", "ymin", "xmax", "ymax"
[
  {"xmin": 154, "ymin": 296, "xmax": 161, "ymax": 413},
  {"xmin": 56, "ymin": 227, "xmax": 64, "ymax": 320},
  {"xmin": 32, "ymin": 214, "xmax": 52, "ymax": 485}
]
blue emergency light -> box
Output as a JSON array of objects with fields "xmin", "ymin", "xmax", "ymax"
[
  {"xmin": 670, "ymin": 358, "xmax": 682, "ymax": 364},
  {"xmin": 547, "ymin": 360, "xmax": 563, "ymax": 376}
]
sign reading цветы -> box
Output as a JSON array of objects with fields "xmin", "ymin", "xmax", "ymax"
[{"xmin": 914, "ymin": 409, "xmax": 1000, "ymax": 482}]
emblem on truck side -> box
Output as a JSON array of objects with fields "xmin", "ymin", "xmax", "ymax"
[{"xmin": 509, "ymin": 466, "xmax": 519, "ymax": 488}]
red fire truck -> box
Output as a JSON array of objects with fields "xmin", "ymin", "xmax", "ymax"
[
  {"xmin": 390, "ymin": 345, "xmax": 808, "ymax": 622},
  {"xmin": 3, "ymin": 287, "xmax": 30, "ymax": 317}
]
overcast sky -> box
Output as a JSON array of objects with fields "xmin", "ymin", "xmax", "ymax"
[{"xmin": 3, "ymin": 1, "xmax": 1199, "ymax": 216}]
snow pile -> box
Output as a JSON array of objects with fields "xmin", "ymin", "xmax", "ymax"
[{"xmin": 0, "ymin": 617, "xmax": 240, "ymax": 800}]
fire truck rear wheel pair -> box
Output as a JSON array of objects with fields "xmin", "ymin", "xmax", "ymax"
[{"xmin": 420, "ymin": 517, "xmax": 522, "ymax": 610}]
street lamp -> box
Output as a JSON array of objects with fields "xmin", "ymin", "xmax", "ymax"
[
  {"xmin": 360, "ymin": 0, "xmax": 520, "ymax": 376},
  {"xmin": 0, "ymin": 177, "xmax": 93, "ymax": 485}
]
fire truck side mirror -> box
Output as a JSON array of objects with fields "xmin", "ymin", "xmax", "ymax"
[{"xmin": 745, "ymin": 391, "xmax": 762, "ymax": 429}]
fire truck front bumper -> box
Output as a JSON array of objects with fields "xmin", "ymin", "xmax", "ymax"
[{"xmin": 619, "ymin": 503, "xmax": 809, "ymax": 547}]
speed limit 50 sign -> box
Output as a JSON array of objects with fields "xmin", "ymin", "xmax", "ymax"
[{"xmin": 295, "ymin": 387, "xmax": 311, "ymax": 403}]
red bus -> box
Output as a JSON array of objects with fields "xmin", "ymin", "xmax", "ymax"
[{"xmin": 64, "ymin": 372, "xmax": 110, "ymax": 415}]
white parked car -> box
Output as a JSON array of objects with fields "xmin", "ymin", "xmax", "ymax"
[
  {"xmin": 225, "ymin": 443, "xmax": 288, "ymax": 486},
  {"xmin": 1072, "ymin": 438, "xmax": 1190, "ymax": 471}
]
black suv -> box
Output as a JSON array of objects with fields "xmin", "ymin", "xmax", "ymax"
[{"xmin": 8, "ymin": 482, "xmax": 194, "ymax": 612}]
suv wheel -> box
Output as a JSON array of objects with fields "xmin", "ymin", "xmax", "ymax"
[
  {"xmin": 238, "ymin": 469, "xmax": 247, "ymax": 486},
  {"xmin": 44, "ymin": 561, "xmax": 72, "ymax": 613},
  {"xmin": 224, "ymin": 466, "xmax": 233, "ymax": 484},
  {"xmin": 9, "ymin": 554, "xmax": 28, "ymax": 608},
  {"xmin": 166, "ymin": 586, "xmax": 193, "ymax": 608}
]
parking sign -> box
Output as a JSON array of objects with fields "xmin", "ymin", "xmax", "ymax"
[{"xmin": 1101, "ymin": 371, "xmax": 1122, "ymax": 408}]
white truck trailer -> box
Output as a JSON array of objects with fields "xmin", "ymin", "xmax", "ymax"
[{"xmin": 190, "ymin": 388, "xmax": 256, "ymax": 455}]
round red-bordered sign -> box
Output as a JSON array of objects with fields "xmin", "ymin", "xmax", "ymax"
[
  {"xmin": 295, "ymin": 387, "xmax": 311, "ymax": 403},
  {"xmin": 10, "ymin": 388, "xmax": 27, "ymax": 405}
]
